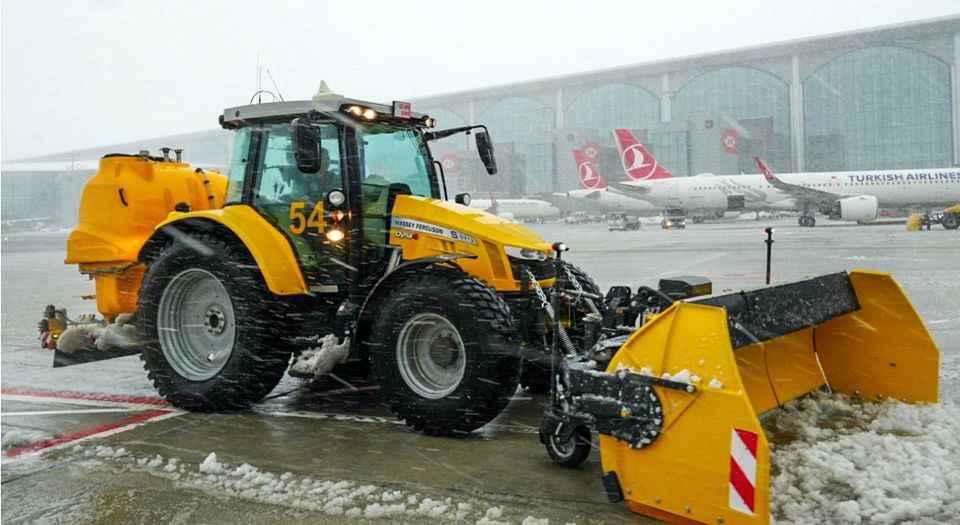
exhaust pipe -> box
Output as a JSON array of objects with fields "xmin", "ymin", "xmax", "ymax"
[
  {"xmin": 161, "ymin": 147, "xmax": 171, "ymax": 162},
  {"xmin": 175, "ymin": 149, "xmax": 183, "ymax": 163}
]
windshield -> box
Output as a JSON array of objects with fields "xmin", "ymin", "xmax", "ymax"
[{"xmin": 357, "ymin": 124, "xmax": 436, "ymax": 198}]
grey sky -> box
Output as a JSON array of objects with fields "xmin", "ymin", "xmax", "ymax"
[{"xmin": 2, "ymin": 0, "xmax": 958, "ymax": 160}]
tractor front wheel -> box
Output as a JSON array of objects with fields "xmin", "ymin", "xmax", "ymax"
[{"xmin": 364, "ymin": 267, "xmax": 520, "ymax": 435}]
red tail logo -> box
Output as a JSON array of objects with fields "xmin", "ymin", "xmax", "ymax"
[
  {"xmin": 612, "ymin": 129, "xmax": 674, "ymax": 181},
  {"xmin": 754, "ymin": 157, "xmax": 776, "ymax": 183},
  {"xmin": 573, "ymin": 149, "xmax": 606, "ymax": 190}
]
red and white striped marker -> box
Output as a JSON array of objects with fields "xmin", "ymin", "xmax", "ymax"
[{"xmin": 728, "ymin": 428, "xmax": 758, "ymax": 515}]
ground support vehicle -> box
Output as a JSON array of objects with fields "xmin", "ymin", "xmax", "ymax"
[
  {"xmin": 43, "ymin": 88, "xmax": 603, "ymax": 435},
  {"xmin": 607, "ymin": 212, "xmax": 640, "ymax": 231},
  {"xmin": 933, "ymin": 204, "xmax": 960, "ymax": 229},
  {"xmin": 661, "ymin": 208, "xmax": 687, "ymax": 229},
  {"xmin": 536, "ymin": 250, "xmax": 939, "ymax": 525}
]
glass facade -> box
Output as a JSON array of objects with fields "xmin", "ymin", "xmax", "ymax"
[
  {"xmin": 803, "ymin": 46, "xmax": 952, "ymax": 171},
  {"xmin": 674, "ymin": 67, "xmax": 791, "ymax": 138},
  {"xmin": 478, "ymin": 97, "xmax": 555, "ymax": 194},
  {"xmin": 565, "ymin": 83, "xmax": 660, "ymax": 135},
  {"xmin": 648, "ymin": 131, "xmax": 689, "ymax": 177}
]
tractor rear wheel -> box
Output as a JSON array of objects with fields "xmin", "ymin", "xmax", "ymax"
[
  {"xmin": 137, "ymin": 234, "xmax": 291, "ymax": 411},
  {"xmin": 364, "ymin": 267, "xmax": 520, "ymax": 435},
  {"xmin": 943, "ymin": 213, "xmax": 959, "ymax": 230}
]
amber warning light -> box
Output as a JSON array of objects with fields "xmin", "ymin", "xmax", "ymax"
[{"xmin": 393, "ymin": 101, "xmax": 412, "ymax": 118}]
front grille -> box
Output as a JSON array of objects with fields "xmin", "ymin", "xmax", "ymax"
[{"xmin": 509, "ymin": 257, "xmax": 556, "ymax": 282}]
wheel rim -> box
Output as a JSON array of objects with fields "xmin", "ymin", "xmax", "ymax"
[
  {"xmin": 550, "ymin": 432, "xmax": 575, "ymax": 458},
  {"xmin": 396, "ymin": 313, "xmax": 466, "ymax": 399},
  {"xmin": 156, "ymin": 268, "xmax": 236, "ymax": 381}
]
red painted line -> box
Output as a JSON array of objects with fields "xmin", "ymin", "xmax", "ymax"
[
  {"xmin": 3, "ymin": 409, "xmax": 171, "ymax": 459},
  {"xmin": 1, "ymin": 388, "xmax": 168, "ymax": 406}
]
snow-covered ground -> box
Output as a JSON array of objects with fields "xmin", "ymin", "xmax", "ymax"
[{"xmin": 3, "ymin": 219, "xmax": 958, "ymax": 524}]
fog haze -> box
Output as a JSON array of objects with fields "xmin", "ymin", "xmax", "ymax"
[{"xmin": 2, "ymin": 0, "xmax": 958, "ymax": 159}]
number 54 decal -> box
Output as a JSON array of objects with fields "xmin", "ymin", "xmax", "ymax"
[{"xmin": 288, "ymin": 201, "xmax": 325, "ymax": 234}]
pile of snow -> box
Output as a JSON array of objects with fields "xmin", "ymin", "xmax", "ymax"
[
  {"xmin": 1, "ymin": 429, "xmax": 50, "ymax": 450},
  {"xmin": 79, "ymin": 446, "xmax": 559, "ymax": 524},
  {"xmin": 765, "ymin": 392, "xmax": 960, "ymax": 524},
  {"xmin": 289, "ymin": 334, "xmax": 350, "ymax": 378}
]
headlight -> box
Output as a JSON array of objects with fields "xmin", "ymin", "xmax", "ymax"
[{"xmin": 504, "ymin": 246, "xmax": 548, "ymax": 261}]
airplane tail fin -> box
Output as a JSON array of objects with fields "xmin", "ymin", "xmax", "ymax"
[
  {"xmin": 754, "ymin": 157, "xmax": 777, "ymax": 183},
  {"xmin": 573, "ymin": 148, "xmax": 607, "ymax": 190},
  {"xmin": 613, "ymin": 129, "xmax": 675, "ymax": 180}
]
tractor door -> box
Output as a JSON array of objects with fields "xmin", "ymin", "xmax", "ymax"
[
  {"xmin": 353, "ymin": 124, "xmax": 440, "ymax": 274},
  {"xmin": 250, "ymin": 122, "xmax": 348, "ymax": 289}
]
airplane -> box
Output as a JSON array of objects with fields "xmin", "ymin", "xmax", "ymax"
[
  {"xmin": 608, "ymin": 129, "xmax": 960, "ymax": 227},
  {"xmin": 612, "ymin": 129, "xmax": 677, "ymax": 181},
  {"xmin": 557, "ymin": 148, "xmax": 659, "ymax": 213},
  {"xmin": 1, "ymin": 216, "xmax": 53, "ymax": 233},
  {"xmin": 468, "ymin": 193, "xmax": 560, "ymax": 222}
]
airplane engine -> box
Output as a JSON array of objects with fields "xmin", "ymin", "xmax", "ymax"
[
  {"xmin": 497, "ymin": 211, "xmax": 516, "ymax": 223},
  {"xmin": 830, "ymin": 195, "xmax": 878, "ymax": 221}
]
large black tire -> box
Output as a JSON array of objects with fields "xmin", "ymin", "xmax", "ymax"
[
  {"xmin": 137, "ymin": 234, "xmax": 292, "ymax": 411},
  {"xmin": 943, "ymin": 213, "xmax": 959, "ymax": 230},
  {"xmin": 363, "ymin": 267, "xmax": 521, "ymax": 435},
  {"xmin": 521, "ymin": 261, "xmax": 604, "ymax": 393}
]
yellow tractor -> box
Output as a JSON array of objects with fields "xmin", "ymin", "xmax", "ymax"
[{"xmin": 49, "ymin": 87, "xmax": 601, "ymax": 435}]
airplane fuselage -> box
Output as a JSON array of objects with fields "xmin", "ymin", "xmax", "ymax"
[
  {"xmin": 627, "ymin": 168, "xmax": 960, "ymax": 211},
  {"xmin": 564, "ymin": 189, "xmax": 659, "ymax": 213},
  {"xmin": 469, "ymin": 198, "xmax": 560, "ymax": 219}
]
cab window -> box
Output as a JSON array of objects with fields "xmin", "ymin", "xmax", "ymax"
[
  {"xmin": 253, "ymin": 123, "xmax": 341, "ymax": 206},
  {"xmin": 357, "ymin": 124, "xmax": 435, "ymax": 198}
]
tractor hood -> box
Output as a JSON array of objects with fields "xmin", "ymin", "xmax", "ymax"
[
  {"xmin": 388, "ymin": 195, "xmax": 551, "ymax": 292},
  {"xmin": 390, "ymin": 195, "xmax": 550, "ymax": 251}
]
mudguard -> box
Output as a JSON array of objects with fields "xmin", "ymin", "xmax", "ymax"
[{"xmin": 142, "ymin": 205, "xmax": 309, "ymax": 296}]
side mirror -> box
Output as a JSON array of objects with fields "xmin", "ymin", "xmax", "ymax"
[
  {"xmin": 475, "ymin": 131, "xmax": 498, "ymax": 175},
  {"xmin": 292, "ymin": 117, "xmax": 321, "ymax": 174}
]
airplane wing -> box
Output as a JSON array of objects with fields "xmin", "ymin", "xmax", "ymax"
[
  {"xmin": 609, "ymin": 181, "xmax": 652, "ymax": 195},
  {"xmin": 754, "ymin": 157, "xmax": 850, "ymax": 206},
  {"xmin": 1, "ymin": 216, "xmax": 52, "ymax": 224}
]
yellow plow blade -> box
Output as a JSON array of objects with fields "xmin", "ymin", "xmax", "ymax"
[{"xmin": 597, "ymin": 270, "xmax": 938, "ymax": 525}]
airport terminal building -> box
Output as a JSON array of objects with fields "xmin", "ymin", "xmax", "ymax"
[
  {"xmin": 415, "ymin": 16, "xmax": 960, "ymax": 197},
  {"xmin": 3, "ymin": 16, "xmax": 959, "ymax": 225}
]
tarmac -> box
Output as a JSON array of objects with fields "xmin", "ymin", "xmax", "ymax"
[{"xmin": 2, "ymin": 218, "xmax": 958, "ymax": 524}]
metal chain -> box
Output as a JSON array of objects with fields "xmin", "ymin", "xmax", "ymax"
[
  {"xmin": 563, "ymin": 265, "xmax": 601, "ymax": 316},
  {"xmin": 525, "ymin": 268, "xmax": 577, "ymax": 356}
]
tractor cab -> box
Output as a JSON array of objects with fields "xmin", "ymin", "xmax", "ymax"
[{"xmin": 219, "ymin": 95, "xmax": 497, "ymax": 293}]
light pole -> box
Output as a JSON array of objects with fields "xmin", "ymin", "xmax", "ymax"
[{"xmin": 764, "ymin": 227, "xmax": 775, "ymax": 285}]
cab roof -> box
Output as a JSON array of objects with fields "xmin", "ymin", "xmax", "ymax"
[{"xmin": 220, "ymin": 98, "xmax": 427, "ymax": 129}]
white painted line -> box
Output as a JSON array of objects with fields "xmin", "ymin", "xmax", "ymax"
[{"xmin": 1, "ymin": 408, "xmax": 136, "ymax": 417}]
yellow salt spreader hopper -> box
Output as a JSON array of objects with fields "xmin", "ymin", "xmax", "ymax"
[{"xmin": 545, "ymin": 270, "xmax": 938, "ymax": 525}]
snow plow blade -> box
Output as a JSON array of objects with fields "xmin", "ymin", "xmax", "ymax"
[
  {"xmin": 52, "ymin": 346, "xmax": 140, "ymax": 368},
  {"xmin": 596, "ymin": 269, "xmax": 938, "ymax": 525}
]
